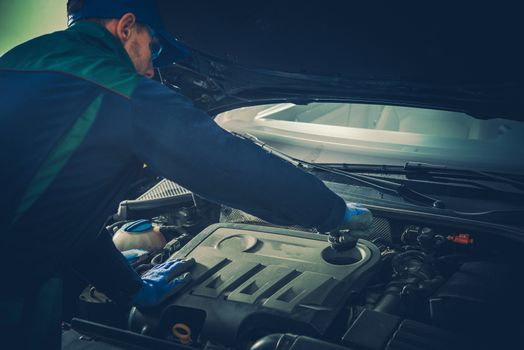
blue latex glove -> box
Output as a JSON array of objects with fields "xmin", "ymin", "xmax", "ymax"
[
  {"xmin": 132, "ymin": 258, "xmax": 195, "ymax": 308},
  {"xmin": 329, "ymin": 203, "xmax": 373, "ymax": 250},
  {"xmin": 340, "ymin": 202, "xmax": 373, "ymax": 232}
]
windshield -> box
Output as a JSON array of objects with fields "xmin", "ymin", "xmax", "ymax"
[{"xmin": 215, "ymin": 103, "xmax": 524, "ymax": 174}]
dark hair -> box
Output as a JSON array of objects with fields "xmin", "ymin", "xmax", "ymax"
[
  {"xmin": 67, "ymin": 0, "xmax": 84, "ymax": 14},
  {"xmin": 67, "ymin": 0, "xmax": 110, "ymax": 26}
]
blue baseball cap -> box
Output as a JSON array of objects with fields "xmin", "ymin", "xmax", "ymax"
[{"xmin": 67, "ymin": 0, "xmax": 190, "ymax": 67}]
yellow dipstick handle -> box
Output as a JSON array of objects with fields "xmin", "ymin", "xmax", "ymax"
[{"xmin": 172, "ymin": 323, "xmax": 192, "ymax": 344}]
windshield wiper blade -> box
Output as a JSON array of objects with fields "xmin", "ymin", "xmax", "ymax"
[
  {"xmin": 235, "ymin": 133, "xmax": 446, "ymax": 209},
  {"xmin": 404, "ymin": 162, "xmax": 524, "ymax": 191},
  {"xmin": 317, "ymin": 161, "xmax": 524, "ymax": 192},
  {"xmin": 318, "ymin": 163, "xmax": 406, "ymax": 174},
  {"xmin": 306, "ymin": 163, "xmax": 446, "ymax": 208}
]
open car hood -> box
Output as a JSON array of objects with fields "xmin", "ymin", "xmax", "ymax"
[{"xmin": 156, "ymin": 0, "xmax": 523, "ymax": 120}]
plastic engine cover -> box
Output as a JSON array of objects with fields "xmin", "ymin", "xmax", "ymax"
[{"xmin": 129, "ymin": 223, "xmax": 380, "ymax": 345}]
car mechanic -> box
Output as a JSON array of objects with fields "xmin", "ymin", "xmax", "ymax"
[{"xmin": 0, "ymin": 0, "xmax": 372, "ymax": 348}]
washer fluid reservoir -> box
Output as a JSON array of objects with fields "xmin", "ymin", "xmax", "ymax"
[{"xmin": 113, "ymin": 219, "xmax": 167, "ymax": 252}]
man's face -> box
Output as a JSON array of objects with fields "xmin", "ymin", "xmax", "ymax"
[{"xmin": 123, "ymin": 24, "xmax": 156, "ymax": 79}]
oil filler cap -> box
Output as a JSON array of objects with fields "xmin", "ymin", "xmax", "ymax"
[{"xmin": 322, "ymin": 246, "xmax": 362, "ymax": 265}]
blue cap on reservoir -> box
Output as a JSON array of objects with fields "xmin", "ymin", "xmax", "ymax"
[{"xmin": 122, "ymin": 219, "xmax": 153, "ymax": 233}]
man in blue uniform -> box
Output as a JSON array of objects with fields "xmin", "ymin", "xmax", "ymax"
[{"xmin": 0, "ymin": 0, "xmax": 372, "ymax": 348}]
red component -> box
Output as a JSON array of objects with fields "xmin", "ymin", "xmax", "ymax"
[{"xmin": 447, "ymin": 233, "xmax": 474, "ymax": 245}]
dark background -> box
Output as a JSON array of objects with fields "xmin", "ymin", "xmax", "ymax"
[{"xmin": 158, "ymin": 0, "xmax": 523, "ymax": 84}]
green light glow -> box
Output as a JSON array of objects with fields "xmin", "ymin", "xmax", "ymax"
[{"xmin": 0, "ymin": 0, "xmax": 67, "ymax": 55}]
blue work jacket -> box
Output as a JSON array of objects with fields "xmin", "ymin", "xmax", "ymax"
[{"xmin": 0, "ymin": 22, "xmax": 345, "ymax": 299}]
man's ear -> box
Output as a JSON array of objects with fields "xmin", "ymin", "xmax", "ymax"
[{"xmin": 116, "ymin": 13, "xmax": 137, "ymax": 43}]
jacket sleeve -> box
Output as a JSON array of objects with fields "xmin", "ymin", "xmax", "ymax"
[
  {"xmin": 72, "ymin": 230, "xmax": 143, "ymax": 306},
  {"xmin": 130, "ymin": 80, "xmax": 346, "ymax": 232}
]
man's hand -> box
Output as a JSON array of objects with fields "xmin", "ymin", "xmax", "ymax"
[
  {"xmin": 132, "ymin": 258, "xmax": 195, "ymax": 308},
  {"xmin": 329, "ymin": 203, "xmax": 373, "ymax": 251},
  {"xmin": 340, "ymin": 202, "xmax": 373, "ymax": 230}
]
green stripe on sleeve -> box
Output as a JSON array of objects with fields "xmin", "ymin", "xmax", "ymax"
[{"xmin": 12, "ymin": 94, "xmax": 104, "ymax": 224}]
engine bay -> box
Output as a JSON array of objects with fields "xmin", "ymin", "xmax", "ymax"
[
  {"xmin": 63, "ymin": 179, "xmax": 524, "ymax": 350},
  {"xmin": 129, "ymin": 223, "xmax": 380, "ymax": 346}
]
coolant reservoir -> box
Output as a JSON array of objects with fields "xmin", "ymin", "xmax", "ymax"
[{"xmin": 113, "ymin": 219, "xmax": 167, "ymax": 252}]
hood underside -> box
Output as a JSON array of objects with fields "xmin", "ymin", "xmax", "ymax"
[{"xmin": 156, "ymin": 0, "xmax": 523, "ymax": 120}]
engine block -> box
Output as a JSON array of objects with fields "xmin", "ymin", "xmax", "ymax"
[{"xmin": 129, "ymin": 223, "xmax": 380, "ymax": 345}]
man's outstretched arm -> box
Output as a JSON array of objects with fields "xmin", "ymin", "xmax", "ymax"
[{"xmin": 131, "ymin": 80, "xmax": 348, "ymax": 232}]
